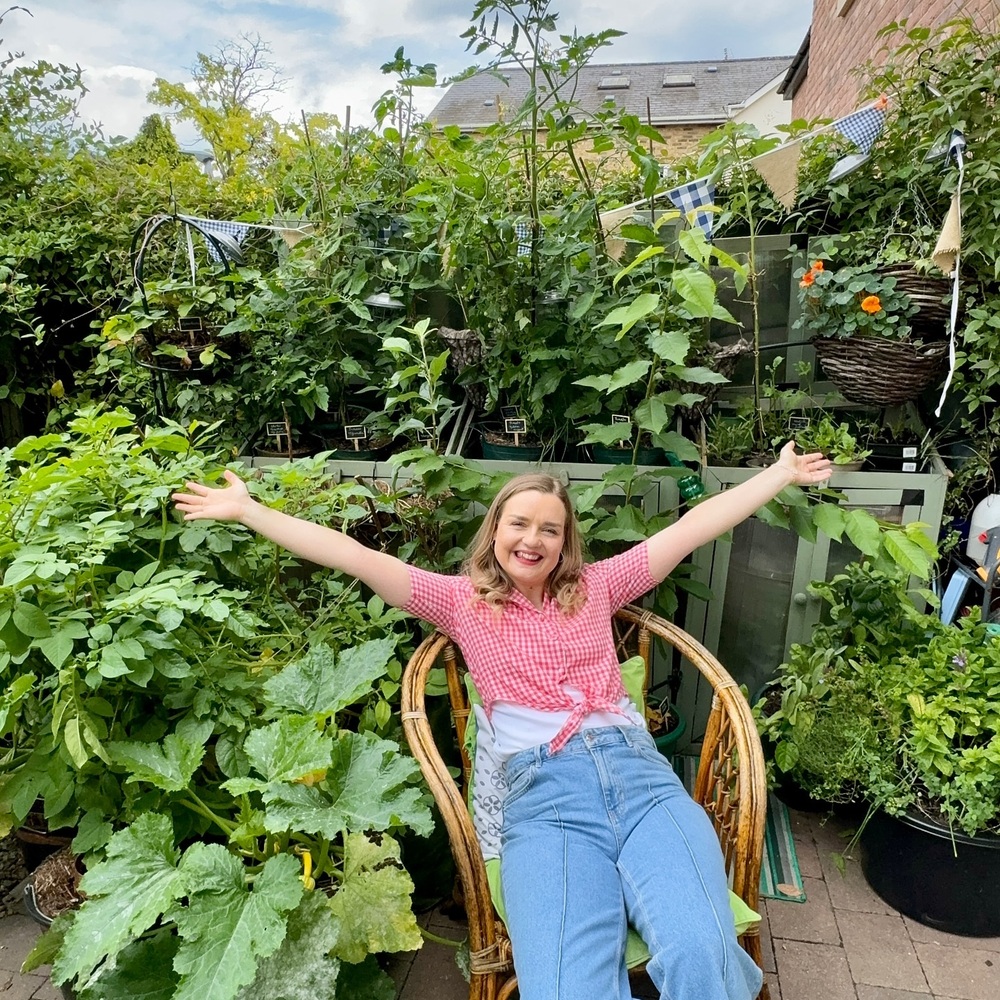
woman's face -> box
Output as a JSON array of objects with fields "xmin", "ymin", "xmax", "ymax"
[{"xmin": 492, "ymin": 490, "xmax": 566, "ymax": 603}]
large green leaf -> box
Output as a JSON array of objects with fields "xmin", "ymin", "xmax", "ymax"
[
  {"xmin": 80, "ymin": 930, "xmax": 179, "ymax": 1000},
  {"xmin": 672, "ymin": 269, "xmax": 718, "ymax": 319},
  {"xmin": 171, "ymin": 847, "xmax": 303, "ymax": 1000},
  {"xmin": 263, "ymin": 637, "xmax": 397, "ymax": 717},
  {"xmin": 223, "ymin": 716, "xmax": 332, "ymax": 794},
  {"xmin": 812, "ymin": 503, "xmax": 846, "ymax": 542},
  {"xmin": 596, "ymin": 293, "xmax": 660, "ymax": 339},
  {"xmin": 655, "ymin": 432, "xmax": 700, "ymax": 463},
  {"xmin": 844, "ymin": 509, "xmax": 882, "ymax": 557},
  {"xmin": 52, "ymin": 813, "xmax": 185, "ymax": 988},
  {"xmin": 883, "ymin": 531, "xmax": 933, "ymax": 578},
  {"xmin": 634, "ymin": 397, "xmax": 670, "ymax": 435},
  {"xmin": 608, "ymin": 359, "xmax": 651, "ymax": 393},
  {"xmin": 108, "ymin": 732, "xmax": 207, "ymax": 792},
  {"xmin": 261, "ymin": 731, "xmax": 432, "ymax": 838},
  {"xmin": 328, "ymin": 832, "xmax": 422, "ymax": 963},
  {"xmin": 234, "ymin": 893, "xmax": 341, "ymax": 1000},
  {"xmin": 12, "ymin": 601, "xmax": 51, "ymax": 638},
  {"xmin": 0, "ymin": 674, "xmax": 34, "ymax": 739},
  {"xmin": 648, "ymin": 330, "xmax": 689, "ymax": 365}
]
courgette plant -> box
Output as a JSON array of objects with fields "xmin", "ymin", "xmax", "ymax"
[{"xmin": 1, "ymin": 409, "xmax": 433, "ymax": 1000}]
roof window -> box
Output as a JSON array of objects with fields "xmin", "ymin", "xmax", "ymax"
[
  {"xmin": 662, "ymin": 74, "xmax": 695, "ymax": 88},
  {"xmin": 598, "ymin": 75, "xmax": 631, "ymax": 90}
]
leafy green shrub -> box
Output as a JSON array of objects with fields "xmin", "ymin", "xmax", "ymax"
[
  {"xmin": 1, "ymin": 408, "xmax": 433, "ymax": 999},
  {"xmin": 758, "ymin": 563, "xmax": 1000, "ymax": 836}
]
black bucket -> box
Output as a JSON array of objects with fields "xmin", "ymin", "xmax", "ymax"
[{"xmin": 859, "ymin": 809, "xmax": 1000, "ymax": 937}]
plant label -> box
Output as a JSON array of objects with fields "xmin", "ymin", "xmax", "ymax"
[
  {"xmin": 903, "ymin": 447, "xmax": 917, "ymax": 459},
  {"xmin": 344, "ymin": 424, "xmax": 368, "ymax": 452},
  {"xmin": 265, "ymin": 421, "xmax": 287, "ymax": 437},
  {"xmin": 504, "ymin": 418, "xmax": 527, "ymax": 435},
  {"xmin": 415, "ymin": 428, "xmax": 433, "ymax": 443},
  {"xmin": 788, "ymin": 416, "xmax": 811, "ymax": 431},
  {"xmin": 612, "ymin": 413, "xmax": 631, "ymax": 445},
  {"xmin": 177, "ymin": 316, "xmax": 204, "ymax": 333},
  {"xmin": 500, "ymin": 406, "xmax": 521, "ymax": 420}
]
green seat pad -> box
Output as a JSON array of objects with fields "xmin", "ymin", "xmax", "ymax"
[{"xmin": 462, "ymin": 656, "xmax": 759, "ymax": 969}]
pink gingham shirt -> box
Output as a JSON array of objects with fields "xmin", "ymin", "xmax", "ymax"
[{"xmin": 404, "ymin": 541, "xmax": 656, "ymax": 751}]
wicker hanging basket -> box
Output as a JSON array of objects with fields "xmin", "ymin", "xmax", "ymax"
[
  {"xmin": 876, "ymin": 263, "xmax": 954, "ymax": 340},
  {"xmin": 437, "ymin": 326, "xmax": 486, "ymax": 409},
  {"xmin": 682, "ymin": 338, "xmax": 753, "ymax": 417},
  {"xmin": 812, "ymin": 335, "xmax": 948, "ymax": 406}
]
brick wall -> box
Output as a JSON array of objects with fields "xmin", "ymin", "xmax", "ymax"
[
  {"xmin": 494, "ymin": 122, "xmax": 715, "ymax": 172},
  {"xmin": 793, "ymin": 0, "xmax": 998, "ymax": 120}
]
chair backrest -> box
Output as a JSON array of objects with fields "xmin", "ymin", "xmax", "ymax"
[{"xmin": 400, "ymin": 604, "xmax": 768, "ymax": 990}]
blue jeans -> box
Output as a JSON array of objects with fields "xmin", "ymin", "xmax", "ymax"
[{"xmin": 500, "ymin": 726, "xmax": 763, "ymax": 1000}]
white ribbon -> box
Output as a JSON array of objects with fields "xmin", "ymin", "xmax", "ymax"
[{"xmin": 934, "ymin": 142, "xmax": 965, "ymax": 418}]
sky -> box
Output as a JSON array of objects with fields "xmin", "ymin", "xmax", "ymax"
[{"xmin": 2, "ymin": 1, "xmax": 813, "ymax": 150}]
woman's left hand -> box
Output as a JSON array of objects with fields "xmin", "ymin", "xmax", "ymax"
[{"xmin": 776, "ymin": 440, "xmax": 832, "ymax": 486}]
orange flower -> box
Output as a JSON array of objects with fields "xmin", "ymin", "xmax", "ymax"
[
  {"xmin": 799, "ymin": 271, "xmax": 816, "ymax": 288},
  {"xmin": 811, "ymin": 260, "xmax": 824, "ymax": 272},
  {"xmin": 861, "ymin": 295, "xmax": 882, "ymax": 314}
]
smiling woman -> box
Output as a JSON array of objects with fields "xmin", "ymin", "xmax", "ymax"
[{"xmin": 173, "ymin": 443, "xmax": 828, "ymax": 1000}]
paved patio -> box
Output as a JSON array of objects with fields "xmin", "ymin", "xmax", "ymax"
[{"xmin": 1, "ymin": 808, "xmax": 998, "ymax": 999}]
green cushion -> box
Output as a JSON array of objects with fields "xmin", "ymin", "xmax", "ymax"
[{"xmin": 461, "ymin": 661, "xmax": 760, "ymax": 969}]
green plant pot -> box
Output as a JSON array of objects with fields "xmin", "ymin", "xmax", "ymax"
[
  {"xmin": 481, "ymin": 438, "xmax": 543, "ymax": 461},
  {"xmin": 326, "ymin": 444, "xmax": 392, "ymax": 462},
  {"xmin": 653, "ymin": 709, "xmax": 687, "ymax": 757},
  {"xmin": 592, "ymin": 445, "xmax": 665, "ymax": 465}
]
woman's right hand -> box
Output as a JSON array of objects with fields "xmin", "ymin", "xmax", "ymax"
[{"xmin": 172, "ymin": 470, "xmax": 253, "ymax": 522}]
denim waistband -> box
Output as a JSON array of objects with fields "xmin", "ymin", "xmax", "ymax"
[{"xmin": 506, "ymin": 723, "xmax": 653, "ymax": 774}]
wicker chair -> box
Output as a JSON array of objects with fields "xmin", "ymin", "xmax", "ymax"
[{"xmin": 401, "ymin": 604, "xmax": 770, "ymax": 1000}]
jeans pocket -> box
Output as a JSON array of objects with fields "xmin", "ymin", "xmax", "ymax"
[{"xmin": 502, "ymin": 759, "xmax": 538, "ymax": 811}]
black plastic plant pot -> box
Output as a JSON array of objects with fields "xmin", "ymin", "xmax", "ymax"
[{"xmin": 859, "ymin": 809, "xmax": 1000, "ymax": 937}]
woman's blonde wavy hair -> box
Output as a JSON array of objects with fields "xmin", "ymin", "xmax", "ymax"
[{"xmin": 463, "ymin": 473, "xmax": 586, "ymax": 615}]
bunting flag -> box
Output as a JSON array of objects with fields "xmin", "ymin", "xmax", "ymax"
[
  {"xmin": 187, "ymin": 218, "xmax": 252, "ymax": 263},
  {"xmin": 275, "ymin": 221, "xmax": 316, "ymax": 249},
  {"xmin": 934, "ymin": 135, "xmax": 967, "ymax": 418},
  {"xmin": 514, "ymin": 221, "xmax": 532, "ymax": 257},
  {"xmin": 831, "ymin": 98, "xmax": 887, "ymax": 154},
  {"xmin": 749, "ymin": 138, "xmax": 806, "ymax": 210},
  {"xmin": 178, "ymin": 215, "xmax": 315, "ymax": 261},
  {"xmin": 664, "ymin": 176, "xmax": 715, "ymax": 240}
]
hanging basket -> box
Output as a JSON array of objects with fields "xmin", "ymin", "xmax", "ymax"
[
  {"xmin": 812, "ymin": 335, "xmax": 948, "ymax": 406},
  {"xmin": 682, "ymin": 338, "xmax": 752, "ymax": 417},
  {"xmin": 876, "ymin": 263, "xmax": 954, "ymax": 339},
  {"xmin": 437, "ymin": 326, "xmax": 486, "ymax": 410}
]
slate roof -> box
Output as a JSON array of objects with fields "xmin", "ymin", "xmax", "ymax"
[{"xmin": 428, "ymin": 56, "xmax": 792, "ymax": 130}]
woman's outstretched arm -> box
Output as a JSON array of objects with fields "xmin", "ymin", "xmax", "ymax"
[
  {"xmin": 645, "ymin": 441, "xmax": 831, "ymax": 584},
  {"xmin": 171, "ymin": 470, "xmax": 412, "ymax": 607}
]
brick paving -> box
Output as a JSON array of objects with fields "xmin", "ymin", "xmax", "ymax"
[{"xmin": 1, "ymin": 808, "xmax": 998, "ymax": 999}]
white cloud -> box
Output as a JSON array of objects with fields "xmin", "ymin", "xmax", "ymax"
[{"xmin": 0, "ymin": 1, "xmax": 810, "ymax": 141}]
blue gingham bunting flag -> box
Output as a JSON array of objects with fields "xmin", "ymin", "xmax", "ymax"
[
  {"xmin": 514, "ymin": 220, "xmax": 532, "ymax": 257},
  {"xmin": 191, "ymin": 218, "xmax": 251, "ymax": 262},
  {"xmin": 664, "ymin": 176, "xmax": 715, "ymax": 240},
  {"xmin": 832, "ymin": 104, "xmax": 886, "ymax": 155}
]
